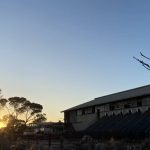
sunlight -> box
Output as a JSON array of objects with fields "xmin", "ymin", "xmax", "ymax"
[{"xmin": 0, "ymin": 122, "xmax": 6, "ymax": 128}]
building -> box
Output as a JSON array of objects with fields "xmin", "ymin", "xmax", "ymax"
[
  {"xmin": 62, "ymin": 85, "xmax": 150, "ymax": 136},
  {"xmin": 23, "ymin": 122, "xmax": 64, "ymax": 138}
]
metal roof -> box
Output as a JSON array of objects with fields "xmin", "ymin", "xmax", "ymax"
[{"xmin": 62, "ymin": 85, "xmax": 150, "ymax": 112}]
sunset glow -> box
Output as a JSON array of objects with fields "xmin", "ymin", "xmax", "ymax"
[
  {"xmin": 0, "ymin": 122, "xmax": 6, "ymax": 128},
  {"xmin": 0, "ymin": 0, "xmax": 150, "ymax": 122}
]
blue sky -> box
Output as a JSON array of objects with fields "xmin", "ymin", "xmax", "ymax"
[{"xmin": 0, "ymin": 0, "xmax": 150, "ymax": 121}]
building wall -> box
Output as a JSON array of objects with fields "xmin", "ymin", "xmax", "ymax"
[
  {"xmin": 69, "ymin": 110, "xmax": 77, "ymax": 123},
  {"xmin": 142, "ymin": 96, "xmax": 150, "ymax": 105},
  {"xmin": 64, "ymin": 95, "xmax": 150, "ymax": 131},
  {"xmin": 64, "ymin": 107, "xmax": 97, "ymax": 131},
  {"xmin": 72, "ymin": 113, "xmax": 97, "ymax": 131},
  {"xmin": 95, "ymin": 96, "xmax": 150, "ymax": 118}
]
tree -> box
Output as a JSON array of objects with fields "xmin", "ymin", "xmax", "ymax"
[
  {"xmin": 0, "ymin": 97, "xmax": 47, "ymax": 127},
  {"xmin": 133, "ymin": 52, "xmax": 150, "ymax": 70},
  {"xmin": 0, "ymin": 97, "xmax": 47, "ymax": 139},
  {"xmin": 23, "ymin": 101, "xmax": 44, "ymax": 124},
  {"xmin": 33, "ymin": 113, "xmax": 47, "ymax": 124}
]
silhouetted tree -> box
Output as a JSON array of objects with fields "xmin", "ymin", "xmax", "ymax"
[
  {"xmin": 33, "ymin": 113, "xmax": 47, "ymax": 124},
  {"xmin": 0, "ymin": 97, "xmax": 47, "ymax": 139},
  {"xmin": 0, "ymin": 97, "xmax": 47, "ymax": 127}
]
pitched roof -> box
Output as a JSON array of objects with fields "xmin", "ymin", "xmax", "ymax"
[{"xmin": 62, "ymin": 85, "xmax": 150, "ymax": 112}]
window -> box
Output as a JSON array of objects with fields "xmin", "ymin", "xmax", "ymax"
[
  {"xmin": 110, "ymin": 105, "xmax": 115, "ymax": 110},
  {"xmin": 85, "ymin": 107, "xmax": 94, "ymax": 114},
  {"xmin": 92, "ymin": 107, "xmax": 95, "ymax": 113},
  {"xmin": 97, "ymin": 109, "xmax": 100, "ymax": 118},
  {"xmin": 77, "ymin": 110, "xmax": 83, "ymax": 116},
  {"xmin": 115, "ymin": 105, "xmax": 120, "ymax": 109},
  {"xmin": 85, "ymin": 108, "xmax": 92, "ymax": 114},
  {"xmin": 137, "ymin": 100, "xmax": 142, "ymax": 107},
  {"xmin": 124, "ymin": 104, "xmax": 130, "ymax": 108}
]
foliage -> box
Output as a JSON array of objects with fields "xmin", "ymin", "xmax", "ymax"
[
  {"xmin": 33, "ymin": 113, "xmax": 47, "ymax": 124},
  {"xmin": 0, "ymin": 96, "xmax": 47, "ymax": 135}
]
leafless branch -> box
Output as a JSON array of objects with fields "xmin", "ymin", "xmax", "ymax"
[
  {"xmin": 140, "ymin": 52, "xmax": 150, "ymax": 60},
  {"xmin": 133, "ymin": 52, "xmax": 150, "ymax": 70}
]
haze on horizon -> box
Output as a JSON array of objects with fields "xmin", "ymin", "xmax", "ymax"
[{"xmin": 0, "ymin": 0, "xmax": 150, "ymax": 121}]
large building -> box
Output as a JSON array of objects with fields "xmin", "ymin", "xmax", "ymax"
[{"xmin": 62, "ymin": 85, "xmax": 150, "ymax": 138}]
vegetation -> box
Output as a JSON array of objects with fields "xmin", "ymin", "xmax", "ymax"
[{"xmin": 0, "ymin": 92, "xmax": 46, "ymax": 137}]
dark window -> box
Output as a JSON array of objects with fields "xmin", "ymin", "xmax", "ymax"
[
  {"xmin": 85, "ymin": 107, "xmax": 93, "ymax": 114},
  {"xmin": 110, "ymin": 105, "xmax": 115, "ymax": 110},
  {"xmin": 124, "ymin": 104, "xmax": 130, "ymax": 108},
  {"xmin": 116, "ymin": 105, "xmax": 120, "ymax": 109},
  {"xmin": 137, "ymin": 101, "xmax": 142, "ymax": 107},
  {"xmin": 92, "ymin": 107, "xmax": 95, "ymax": 113},
  {"xmin": 82, "ymin": 109, "xmax": 85, "ymax": 115},
  {"xmin": 97, "ymin": 109, "xmax": 100, "ymax": 118},
  {"xmin": 77, "ymin": 110, "xmax": 83, "ymax": 116}
]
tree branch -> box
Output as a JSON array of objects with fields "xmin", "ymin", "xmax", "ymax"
[
  {"xmin": 140, "ymin": 52, "xmax": 150, "ymax": 60},
  {"xmin": 133, "ymin": 52, "xmax": 150, "ymax": 70}
]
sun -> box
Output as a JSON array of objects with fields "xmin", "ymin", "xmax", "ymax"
[{"xmin": 0, "ymin": 122, "xmax": 6, "ymax": 128}]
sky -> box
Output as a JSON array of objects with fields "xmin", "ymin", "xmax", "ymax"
[{"xmin": 0, "ymin": 0, "xmax": 150, "ymax": 121}]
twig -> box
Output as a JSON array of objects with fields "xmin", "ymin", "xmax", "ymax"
[
  {"xmin": 133, "ymin": 56, "xmax": 150, "ymax": 70},
  {"xmin": 140, "ymin": 52, "xmax": 150, "ymax": 60}
]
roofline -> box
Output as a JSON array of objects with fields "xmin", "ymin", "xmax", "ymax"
[
  {"xmin": 95, "ymin": 84, "xmax": 150, "ymax": 100},
  {"xmin": 61, "ymin": 94, "xmax": 149, "ymax": 113},
  {"xmin": 62, "ymin": 84, "xmax": 150, "ymax": 112}
]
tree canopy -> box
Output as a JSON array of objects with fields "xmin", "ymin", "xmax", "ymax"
[{"xmin": 0, "ymin": 96, "xmax": 46, "ymax": 130}]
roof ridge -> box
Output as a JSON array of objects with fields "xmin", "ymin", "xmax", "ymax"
[
  {"xmin": 95, "ymin": 84, "xmax": 150, "ymax": 100},
  {"xmin": 62, "ymin": 84, "xmax": 150, "ymax": 112}
]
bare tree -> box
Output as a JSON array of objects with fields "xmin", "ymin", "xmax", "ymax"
[{"xmin": 133, "ymin": 52, "xmax": 150, "ymax": 70}]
